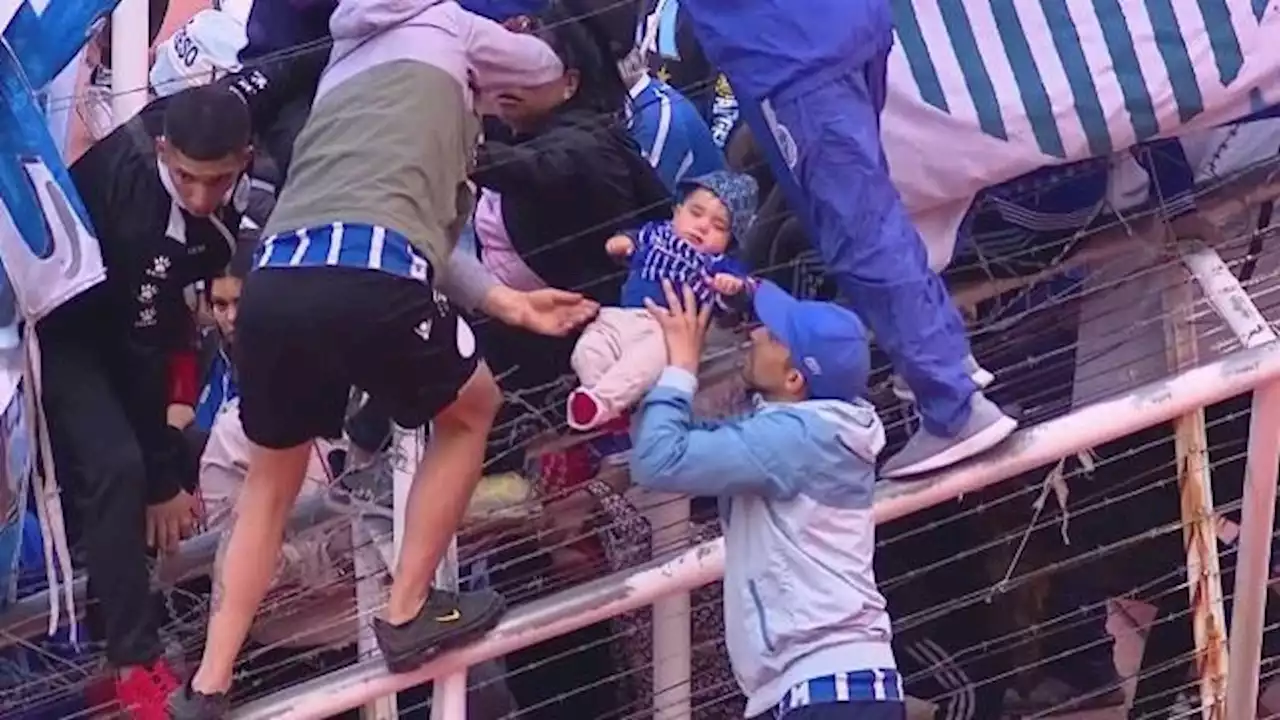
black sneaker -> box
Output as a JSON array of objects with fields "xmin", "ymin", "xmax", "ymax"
[
  {"xmin": 373, "ymin": 588, "xmax": 507, "ymax": 673},
  {"xmin": 167, "ymin": 681, "xmax": 230, "ymax": 719}
]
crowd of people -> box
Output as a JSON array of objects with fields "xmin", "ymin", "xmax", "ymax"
[
  {"xmin": 4, "ymin": 0, "xmax": 987, "ymax": 716},
  {"xmin": 34, "ymin": 0, "xmax": 1267, "ymax": 717}
]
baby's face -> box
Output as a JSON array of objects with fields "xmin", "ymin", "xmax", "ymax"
[{"xmin": 672, "ymin": 188, "xmax": 732, "ymax": 253}]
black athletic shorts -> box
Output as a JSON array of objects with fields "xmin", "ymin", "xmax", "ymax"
[{"xmin": 235, "ymin": 265, "xmax": 479, "ymax": 449}]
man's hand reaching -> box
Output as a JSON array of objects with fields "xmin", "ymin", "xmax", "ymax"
[
  {"xmin": 484, "ymin": 285, "xmax": 599, "ymax": 336},
  {"xmin": 147, "ymin": 489, "xmax": 201, "ymax": 555},
  {"xmin": 645, "ymin": 279, "xmax": 710, "ymax": 374}
]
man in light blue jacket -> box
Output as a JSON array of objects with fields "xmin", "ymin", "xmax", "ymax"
[{"xmin": 632, "ymin": 278, "xmax": 904, "ymax": 719}]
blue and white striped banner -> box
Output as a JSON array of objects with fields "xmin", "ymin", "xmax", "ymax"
[
  {"xmin": 883, "ymin": 0, "xmax": 1280, "ymax": 262},
  {"xmin": 637, "ymin": 0, "xmax": 1280, "ymax": 262},
  {"xmin": 893, "ymin": 0, "xmax": 1270, "ymax": 159}
]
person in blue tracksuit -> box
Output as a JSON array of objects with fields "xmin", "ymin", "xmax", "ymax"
[
  {"xmin": 674, "ymin": 0, "xmax": 1017, "ymax": 478},
  {"xmin": 631, "ymin": 278, "xmax": 904, "ymax": 720}
]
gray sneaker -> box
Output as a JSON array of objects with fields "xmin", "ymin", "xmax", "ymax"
[
  {"xmin": 890, "ymin": 355, "xmax": 995, "ymax": 403},
  {"xmin": 881, "ymin": 392, "xmax": 1017, "ymax": 478}
]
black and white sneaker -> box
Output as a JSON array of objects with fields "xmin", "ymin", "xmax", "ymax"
[
  {"xmin": 167, "ymin": 682, "xmax": 230, "ymax": 720},
  {"xmin": 373, "ymin": 588, "xmax": 507, "ymax": 673}
]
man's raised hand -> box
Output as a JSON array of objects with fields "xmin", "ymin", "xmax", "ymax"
[{"xmin": 644, "ymin": 279, "xmax": 710, "ymax": 374}]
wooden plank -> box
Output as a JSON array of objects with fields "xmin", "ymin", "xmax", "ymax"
[{"xmin": 1162, "ymin": 261, "xmax": 1230, "ymax": 720}]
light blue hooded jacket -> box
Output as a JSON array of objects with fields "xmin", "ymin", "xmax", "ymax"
[{"xmin": 631, "ymin": 367, "xmax": 896, "ymax": 718}]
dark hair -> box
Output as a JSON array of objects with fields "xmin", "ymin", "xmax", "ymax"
[
  {"xmin": 535, "ymin": 0, "xmax": 631, "ymax": 116},
  {"xmin": 559, "ymin": 0, "xmax": 639, "ymax": 62},
  {"xmin": 163, "ymin": 85, "xmax": 252, "ymax": 162},
  {"xmin": 216, "ymin": 235, "xmax": 258, "ymax": 281}
]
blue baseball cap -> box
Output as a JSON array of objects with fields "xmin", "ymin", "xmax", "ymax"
[{"xmin": 752, "ymin": 280, "xmax": 871, "ymax": 402}]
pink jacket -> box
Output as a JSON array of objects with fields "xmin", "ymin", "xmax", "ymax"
[{"xmin": 319, "ymin": 0, "xmax": 564, "ymax": 107}]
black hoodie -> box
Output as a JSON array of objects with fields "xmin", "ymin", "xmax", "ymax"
[
  {"xmin": 474, "ymin": 107, "xmax": 672, "ymax": 305},
  {"xmin": 473, "ymin": 1, "xmax": 672, "ymax": 304}
]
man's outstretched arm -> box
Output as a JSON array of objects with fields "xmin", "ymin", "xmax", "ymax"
[{"xmin": 631, "ymin": 367, "xmax": 801, "ymax": 499}]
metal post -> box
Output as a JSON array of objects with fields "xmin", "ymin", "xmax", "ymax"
[
  {"xmin": 349, "ymin": 423, "xmax": 433, "ymax": 720},
  {"xmin": 231, "ymin": 336, "xmax": 1280, "ymax": 720},
  {"xmin": 639, "ymin": 491, "xmax": 692, "ymax": 720},
  {"xmin": 1226, "ymin": 381, "xmax": 1280, "ymax": 719},
  {"xmin": 1164, "ymin": 260, "xmax": 1230, "ymax": 719},
  {"xmin": 109, "ymin": 0, "xmax": 149, "ymax": 126},
  {"xmin": 388, "ymin": 424, "xmax": 468, "ymax": 720},
  {"xmin": 428, "ymin": 536, "xmax": 466, "ymax": 720},
  {"xmin": 1179, "ymin": 239, "xmax": 1279, "ymax": 720},
  {"xmin": 353, "ymin": 520, "xmax": 396, "ymax": 720}
]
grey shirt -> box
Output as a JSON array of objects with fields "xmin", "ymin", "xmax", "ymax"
[{"xmin": 264, "ymin": 61, "xmax": 477, "ymax": 273}]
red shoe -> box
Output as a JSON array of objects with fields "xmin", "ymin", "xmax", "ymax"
[
  {"xmin": 115, "ymin": 658, "xmax": 180, "ymax": 720},
  {"xmin": 566, "ymin": 387, "xmax": 605, "ymax": 431}
]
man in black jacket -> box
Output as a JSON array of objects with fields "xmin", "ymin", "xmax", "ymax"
[{"xmin": 43, "ymin": 56, "xmax": 319, "ymax": 716}]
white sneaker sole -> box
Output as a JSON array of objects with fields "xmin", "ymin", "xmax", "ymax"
[{"xmin": 892, "ymin": 365, "xmax": 996, "ymax": 403}]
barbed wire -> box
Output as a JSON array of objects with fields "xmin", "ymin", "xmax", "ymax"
[
  {"xmin": 3, "ymin": 398, "xmax": 1271, "ymax": 716},
  {"xmin": 40, "ymin": 0, "xmax": 1263, "ymax": 296},
  {"xmin": 1, "ymin": 231, "xmax": 1274, "ymax": 716},
  {"xmin": 7, "ymin": 3, "xmax": 1280, "ymax": 717}
]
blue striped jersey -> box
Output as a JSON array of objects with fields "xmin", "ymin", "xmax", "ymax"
[
  {"xmin": 776, "ymin": 668, "xmax": 905, "ymax": 713},
  {"xmin": 256, "ymin": 223, "xmax": 432, "ymax": 283},
  {"xmin": 620, "ymin": 221, "xmax": 744, "ymax": 309},
  {"xmin": 194, "ymin": 344, "xmax": 236, "ymax": 433},
  {"xmin": 889, "ymin": 0, "xmax": 1268, "ymax": 159}
]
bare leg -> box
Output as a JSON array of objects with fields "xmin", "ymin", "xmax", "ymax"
[
  {"xmin": 190, "ymin": 443, "xmax": 310, "ymax": 694},
  {"xmin": 385, "ymin": 363, "xmax": 500, "ymax": 623}
]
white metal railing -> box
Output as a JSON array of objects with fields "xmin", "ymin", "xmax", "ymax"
[
  {"xmin": 2, "ymin": 9, "xmax": 1274, "ymax": 718},
  {"xmin": 4, "ymin": 210, "xmax": 1279, "ymax": 718},
  {"xmin": 108, "ymin": 0, "xmax": 149, "ymax": 128},
  {"xmin": 230, "ymin": 319, "xmax": 1280, "ymax": 718}
]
